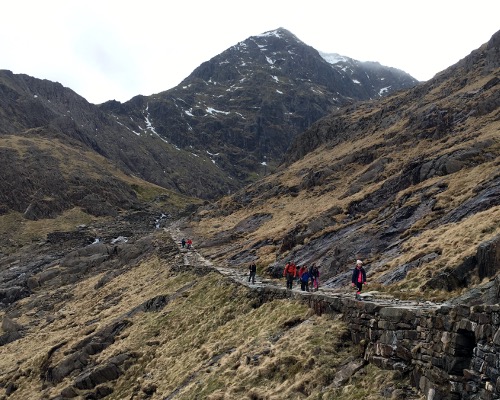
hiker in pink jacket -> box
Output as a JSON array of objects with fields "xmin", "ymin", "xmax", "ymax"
[{"xmin": 351, "ymin": 260, "xmax": 367, "ymax": 299}]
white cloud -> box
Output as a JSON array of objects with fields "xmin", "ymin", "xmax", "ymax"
[{"xmin": 1, "ymin": 0, "xmax": 499, "ymax": 104}]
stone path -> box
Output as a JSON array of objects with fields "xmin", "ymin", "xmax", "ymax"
[{"xmin": 166, "ymin": 224, "xmax": 443, "ymax": 311}]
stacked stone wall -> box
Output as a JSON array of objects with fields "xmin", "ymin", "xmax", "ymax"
[{"xmin": 254, "ymin": 288, "xmax": 500, "ymax": 400}]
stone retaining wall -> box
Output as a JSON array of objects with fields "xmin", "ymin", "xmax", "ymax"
[{"xmin": 253, "ymin": 287, "xmax": 500, "ymax": 400}]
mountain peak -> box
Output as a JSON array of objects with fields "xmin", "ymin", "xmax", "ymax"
[{"xmin": 253, "ymin": 27, "xmax": 299, "ymax": 41}]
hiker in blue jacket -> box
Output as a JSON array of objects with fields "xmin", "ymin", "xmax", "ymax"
[{"xmin": 300, "ymin": 268, "xmax": 311, "ymax": 292}]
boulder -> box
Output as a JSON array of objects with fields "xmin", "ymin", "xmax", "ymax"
[
  {"xmin": 0, "ymin": 286, "xmax": 29, "ymax": 305},
  {"xmin": 74, "ymin": 363, "xmax": 121, "ymax": 390},
  {"xmin": 332, "ymin": 359, "xmax": 366, "ymax": 387},
  {"xmin": 1, "ymin": 315, "xmax": 23, "ymax": 332}
]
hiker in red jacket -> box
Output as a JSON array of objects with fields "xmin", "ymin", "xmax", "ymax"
[
  {"xmin": 283, "ymin": 262, "xmax": 297, "ymax": 289},
  {"xmin": 351, "ymin": 260, "xmax": 367, "ymax": 299}
]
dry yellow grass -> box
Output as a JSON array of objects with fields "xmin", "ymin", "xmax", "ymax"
[
  {"xmin": 0, "ymin": 208, "xmax": 99, "ymax": 251},
  {"xmin": 0, "ymin": 243, "xmax": 420, "ymax": 399}
]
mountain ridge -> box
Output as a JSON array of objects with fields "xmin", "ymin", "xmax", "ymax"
[{"xmin": 103, "ymin": 27, "xmax": 418, "ymax": 186}]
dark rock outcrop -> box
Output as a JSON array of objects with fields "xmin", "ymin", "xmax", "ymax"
[
  {"xmin": 477, "ymin": 235, "xmax": 500, "ymax": 280},
  {"xmin": 424, "ymin": 236, "xmax": 500, "ymax": 292},
  {"xmin": 73, "ymin": 353, "xmax": 135, "ymax": 390},
  {"xmin": 44, "ymin": 320, "xmax": 133, "ymax": 384}
]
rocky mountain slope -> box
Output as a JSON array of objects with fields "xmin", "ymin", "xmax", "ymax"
[
  {"xmin": 0, "ymin": 69, "xmax": 234, "ymax": 216},
  {"xmin": 186, "ymin": 29, "xmax": 500, "ymax": 303}
]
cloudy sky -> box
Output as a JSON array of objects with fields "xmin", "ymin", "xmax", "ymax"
[{"xmin": 2, "ymin": 0, "xmax": 499, "ymax": 104}]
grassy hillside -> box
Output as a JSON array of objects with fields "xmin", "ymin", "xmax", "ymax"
[{"xmin": 0, "ymin": 232, "xmax": 421, "ymax": 399}]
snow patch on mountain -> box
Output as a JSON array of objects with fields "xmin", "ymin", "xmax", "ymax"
[
  {"xmin": 206, "ymin": 107, "xmax": 230, "ymax": 115},
  {"xmin": 320, "ymin": 52, "xmax": 349, "ymax": 64},
  {"xmin": 379, "ymin": 86, "xmax": 391, "ymax": 95},
  {"xmin": 256, "ymin": 29, "xmax": 284, "ymax": 39}
]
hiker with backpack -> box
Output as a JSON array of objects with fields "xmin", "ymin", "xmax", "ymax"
[
  {"xmin": 283, "ymin": 262, "xmax": 297, "ymax": 289},
  {"xmin": 298, "ymin": 265, "xmax": 307, "ymax": 282},
  {"xmin": 300, "ymin": 267, "xmax": 311, "ymax": 292},
  {"xmin": 351, "ymin": 260, "xmax": 367, "ymax": 299},
  {"xmin": 311, "ymin": 264, "xmax": 320, "ymax": 291}
]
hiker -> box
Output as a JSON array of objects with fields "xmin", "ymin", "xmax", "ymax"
[
  {"xmin": 307, "ymin": 264, "xmax": 314, "ymax": 289},
  {"xmin": 248, "ymin": 262, "xmax": 257, "ymax": 284},
  {"xmin": 351, "ymin": 260, "xmax": 367, "ymax": 299},
  {"xmin": 311, "ymin": 264, "xmax": 320, "ymax": 291},
  {"xmin": 186, "ymin": 239, "xmax": 193, "ymax": 249},
  {"xmin": 283, "ymin": 262, "xmax": 297, "ymax": 289},
  {"xmin": 300, "ymin": 268, "xmax": 311, "ymax": 292},
  {"xmin": 181, "ymin": 238, "xmax": 186, "ymax": 248},
  {"xmin": 298, "ymin": 265, "xmax": 307, "ymax": 281}
]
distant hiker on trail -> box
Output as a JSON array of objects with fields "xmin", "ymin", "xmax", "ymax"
[
  {"xmin": 300, "ymin": 268, "xmax": 311, "ymax": 292},
  {"xmin": 248, "ymin": 262, "xmax": 257, "ymax": 284},
  {"xmin": 351, "ymin": 260, "xmax": 367, "ymax": 299},
  {"xmin": 186, "ymin": 239, "xmax": 193, "ymax": 249},
  {"xmin": 311, "ymin": 264, "xmax": 320, "ymax": 291},
  {"xmin": 181, "ymin": 238, "xmax": 186, "ymax": 248},
  {"xmin": 283, "ymin": 262, "xmax": 297, "ymax": 290}
]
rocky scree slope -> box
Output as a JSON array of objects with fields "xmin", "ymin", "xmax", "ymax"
[{"xmin": 186, "ymin": 29, "xmax": 500, "ymax": 304}]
